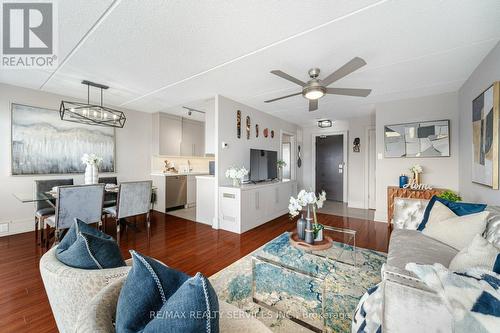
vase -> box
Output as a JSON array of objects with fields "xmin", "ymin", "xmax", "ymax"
[
  {"xmin": 304, "ymin": 205, "xmax": 314, "ymax": 244},
  {"xmin": 296, "ymin": 214, "xmax": 306, "ymax": 240},
  {"xmin": 278, "ymin": 168, "xmax": 283, "ymax": 181},
  {"xmin": 232, "ymin": 178, "xmax": 240, "ymax": 187},
  {"xmin": 84, "ymin": 164, "xmax": 98, "ymax": 184},
  {"xmin": 414, "ymin": 172, "xmax": 421, "ymax": 185},
  {"xmin": 314, "ymin": 228, "xmax": 323, "ymax": 242}
]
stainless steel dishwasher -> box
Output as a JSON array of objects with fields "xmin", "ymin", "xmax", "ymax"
[{"xmin": 166, "ymin": 175, "xmax": 187, "ymax": 209}]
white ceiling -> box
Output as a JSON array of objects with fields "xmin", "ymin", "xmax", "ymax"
[{"xmin": 1, "ymin": 0, "xmax": 499, "ymax": 126}]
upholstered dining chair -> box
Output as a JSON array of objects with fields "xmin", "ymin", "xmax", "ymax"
[
  {"xmin": 98, "ymin": 176, "xmax": 118, "ymax": 208},
  {"xmin": 34, "ymin": 179, "xmax": 74, "ymax": 245},
  {"xmin": 103, "ymin": 181, "xmax": 152, "ymax": 244},
  {"xmin": 44, "ymin": 184, "xmax": 105, "ymax": 247}
]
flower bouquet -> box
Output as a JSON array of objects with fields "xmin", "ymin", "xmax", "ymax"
[
  {"xmin": 225, "ymin": 166, "xmax": 249, "ymax": 187},
  {"xmin": 289, "ymin": 190, "xmax": 327, "ymax": 243}
]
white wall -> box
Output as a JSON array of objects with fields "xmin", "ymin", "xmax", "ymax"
[
  {"xmin": 300, "ymin": 114, "xmax": 375, "ymax": 208},
  {"xmin": 0, "ymin": 83, "xmax": 152, "ymax": 236},
  {"xmin": 374, "ymin": 92, "xmax": 460, "ymax": 222},
  {"xmin": 216, "ymin": 95, "xmax": 297, "ymax": 186},
  {"xmin": 458, "ymin": 42, "xmax": 500, "ymax": 205}
]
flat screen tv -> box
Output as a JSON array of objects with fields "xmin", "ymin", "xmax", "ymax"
[{"xmin": 250, "ymin": 149, "xmax": 278, "ymax": 182}]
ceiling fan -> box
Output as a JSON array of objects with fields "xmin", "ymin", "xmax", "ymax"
[{"xmin": 264, "ymin": 57, "xmax": 372, "ymax": 111}]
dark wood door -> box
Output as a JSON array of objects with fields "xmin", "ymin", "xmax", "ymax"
[{"xmin": 315, "ymin": 135, "xmax": 343, "ymax": 201}]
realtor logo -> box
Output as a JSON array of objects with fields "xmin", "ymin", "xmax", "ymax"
[{"xmin": 1, "ymin": 1, "xmax": 57, "ymax": 68}]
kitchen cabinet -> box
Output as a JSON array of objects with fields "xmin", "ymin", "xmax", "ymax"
[
  {"xmin": 186, "ymin": 175, "xmax": 197, "ymax": 207},
  {"xmin": 180, "ymin": 118, "xmax": 205, "ymax": 157}
]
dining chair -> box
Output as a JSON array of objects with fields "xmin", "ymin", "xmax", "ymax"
[
  {"xmin": 103, "ymin": 181, "xmax": 152, "ymax": 244},
  {"xmin": 98, "ymin": 177, "xmax": 118, "ymax": 208},
  {"xmin": 44, "ymin": 184, "xmax": 105, "ymax": 248},
  {"xmin": 34, "ymin": 179, "xmax": 74, "ymax": 245}
]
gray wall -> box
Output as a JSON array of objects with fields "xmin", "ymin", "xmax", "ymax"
[
  {"xmin": 0, "ymin": 83, "xmax": 152, "ymax": 235},
  {"xmin": 374, "ymin": 92, "xmax": 460, "ymax": 222},
  {"xmin": 458, "ymin": 42, "xmax": 500, "ymax": 205}
]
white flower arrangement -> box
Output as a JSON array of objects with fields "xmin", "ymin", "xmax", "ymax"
[
  {"xmin": 81, "ymin": 153, "xmax": 102, "ymax": 166},
  {"xmin": 410, "ymin": 164, "xmax": 423, "ymax": 174},
  {"xmin": 225, "ymin": 166, "xmax": 249, "ymax": 180},
  {"xmin": 288, "ymin": 190, "xmax": 327, "ymax": 218}
]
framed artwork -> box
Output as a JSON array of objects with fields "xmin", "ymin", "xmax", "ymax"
[
  {"xmin": 472, "ymin": 82, "xmax": 499, "ymax": 189},
  {"xmin": 384, "ymin": 120, "xmax": 450, "ymax": 158},
  {"xmin": 11, "ymin": 103, "xmax": 115, "ymax": 175}
]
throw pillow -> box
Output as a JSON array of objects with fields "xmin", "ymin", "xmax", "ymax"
[
  {"xmin": 449, "ymin": 234, "xmax": 500, "ymax": 273},
  {"xmin": 422, "ymin": 202, "xmax": 490, "ymax": 250},
  {"xmin": 116, "ymin": 251, "xmax": 219, "ymax": 333},
  {"xmin": 56, "ymin": 218, "xmax": 125, "ymax": 269},
  {"xmin": 417, "ymin": 196, "xmax": 486, "ymax": 231}
]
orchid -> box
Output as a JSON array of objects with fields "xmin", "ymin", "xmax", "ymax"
[
  {"xmin": 410, "ymin": 164, "xmax": 423, "ymax": 174},
  {"xmin": 81, "ymin": 153, "xmax": 102, "ymax": 166},
  {"xmin": 225, "ymin": 166, "xmax": 249, "ymax": 180},
  {"xmin": 288, "ymin": 190, "xmax": 327, "ymax": 219}
]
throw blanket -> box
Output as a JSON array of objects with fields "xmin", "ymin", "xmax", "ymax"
[
  {"xmin": 406, "ymin": 263, "xmax": 500, "ymax": 333},
  {"xmin": 352, "ymin": 283, "xmax": 383, "ymax": 333}
]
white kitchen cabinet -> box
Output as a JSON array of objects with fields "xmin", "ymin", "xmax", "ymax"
[
  {"xmin": 186, "ymin": 175, "xmax": 197, "ymax": 207},
  {"xmin": 157, "ymin": 113, "xmax": 182, "ymax": 156},
  {"xmin": 218, "ymin": 180, "xmax": 297, "ymax": 234},
  {"xmin": 181, "ymin": 118, "xmax": 205, "ymax": 157}
]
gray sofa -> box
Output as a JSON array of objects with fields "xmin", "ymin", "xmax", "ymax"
[{"xmin": 382, "ymin": 197, "xmax": 500, "ymax": 333}]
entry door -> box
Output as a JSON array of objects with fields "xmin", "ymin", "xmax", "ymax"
[{"xmin": 315, "ymin": 135, "xmax": 344, "ymax": 201}]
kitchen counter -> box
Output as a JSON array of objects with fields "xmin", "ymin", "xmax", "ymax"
[
  {"xmin": 150, "ymin": 171, "xmax": 209, "ymax": 177},
  {"xmin": 195, "ymin": 175, "xmax": 214, "ymax": 180}
]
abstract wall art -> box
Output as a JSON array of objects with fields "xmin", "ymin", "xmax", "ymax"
[
  {"xmin": 472, "ymin": 82, "xmax": 499, "ymax": 189},
  {"xmin": 384, "ymin": 120, "xmax": 450, "ymax": 158},
  {"xmin": 11, "ymin": 103, "xmax": 115, "ymax": 175}
]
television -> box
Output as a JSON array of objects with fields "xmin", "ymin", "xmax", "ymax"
[{"xmin": 250, "ymin": 149, "xmax": 278, "ymax": 182}]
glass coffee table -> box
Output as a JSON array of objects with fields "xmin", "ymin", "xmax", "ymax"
[{"xmin": 251, "ymin": 227, "xmax": 358, "ymax": 333}]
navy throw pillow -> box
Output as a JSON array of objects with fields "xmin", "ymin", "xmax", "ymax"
[
  {"xmin": 417, "ymin": 196, "xmax": 487, "ymax": 231},
  {"xmin": 116, "ymin": 251, "xmax": 219, "ymax": 333},
  {"xmin": 56, "ymin": 219, "xmax": 125, "ymax": 269}
]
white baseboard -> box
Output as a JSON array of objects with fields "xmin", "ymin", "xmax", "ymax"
[
  {"xmin": 0, "ymin": 218, "xmax": 33, "ymax": 237},
  {"xmin": 373, "ymin": 210, "xmax": 388, "ymax": 223},
  {"xmin": 347, "ymin": 201, "xmax": 365, "ymax": 209}
]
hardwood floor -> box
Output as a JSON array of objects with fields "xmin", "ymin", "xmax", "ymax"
[{"xmin": 0, "ymin": 211, "xmax": 388, "ymax": 332}]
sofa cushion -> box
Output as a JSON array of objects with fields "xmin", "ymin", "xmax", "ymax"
[
  {"xmin": 386, "ymin": 229, "xmax": 458, "ymax": 280},
  {"xmin": 116, "ymin": 251, "xmax": 219, "ymax": 333},
  {"xmin": 56, "ymin": 219, "xmax": 125, "ymax": 269},
  {"xmin": 417, "ymin": 196, "xmax": 486, "ymax": 231},
  {"xmin": 422, "ymin": 201, "xmax": 490, "ymax": 250},
  {"xmin": 449, "ymin": 234, "xmax": 500, "ymax": 273}
]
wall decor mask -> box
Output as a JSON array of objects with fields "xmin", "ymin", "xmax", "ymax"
[
  {"xmin": 353, "ymin": 137, "xmax": 360, "ymax": 152},
  {"xmin": 271, "ymin": 130, "xmax": 275, "ymax": 138},
  {"xmin": 236, "ymin": 110, "xmax": 241, "ymax": 139},
  {"xmin": 384, "ymin": 120, "xmax": 450, "ymax": 158},
  {"xmin": 255, "ymin": 124, "xmax": 259, "ymax": 138},
  {"xmin": 472, "ymin": 82, "xmax": 499, "ymax": 189},
  {"xmin": 11, "ymin": 103, "xmax": 115, "ymax": 175},
  {"xmin": 263, "ymin": 128, "xmax": 269, "ymax": 138},
  {"xmin": 246, "ymin": 116, "xmax": 251, "ymax": 139}
]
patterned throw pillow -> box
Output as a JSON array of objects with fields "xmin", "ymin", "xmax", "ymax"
[
  {"xmin": 56, "ymin": 218, "xmax": 125, "ymax": 269},
  {"xmin": 116, "ymin": 251, "xmax": 219, "ymax": 333},
  {"xmin": 417, "ymin": 196, "xmax": 486, "ymax": 231},
  {"xmin": 449, "ymin": 235, "xmax": 500, "ymax": 273}
]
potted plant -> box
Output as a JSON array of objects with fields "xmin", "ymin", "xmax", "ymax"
[
  {"xmin": 409, "ymin": 164, "xmax": 423, "ymax": 185},
  {"xmin": 225, "ymin": 166, "xmax": 249, "ymax": 187},
  {"xmin": 288, "ymin": 190, "xmax": 327, "ymax": 244},
  {"xmin": 437, "ymin": 190, "xmax": 462, "ymax": 202},
  {"xmin": 277, "ymin": 160, "xmax": 287, "ymax": 181},
  {"xmin": 81, "ymin": 153, "xmax": 102, "ymax": 184}
]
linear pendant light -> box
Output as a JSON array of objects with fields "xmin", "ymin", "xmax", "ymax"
[{"xmin": 59, "ymin": 80, "xmax": 126, "ymax": 128}]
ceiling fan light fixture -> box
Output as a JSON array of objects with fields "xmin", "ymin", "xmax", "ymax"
[{"xmin": 303, "ymin": 86, "xmax": 326, "ymax": 100}]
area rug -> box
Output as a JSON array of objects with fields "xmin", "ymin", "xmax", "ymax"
[{"xmin": 210, "ymin": 232, "xmax": 386, "ymax": 333}]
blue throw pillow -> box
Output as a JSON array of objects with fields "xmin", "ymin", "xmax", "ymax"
[
  {"xmin": 56, "ymin": 219, "xmax": 125, "ymax": 269},
  {"xmin": 116, "ymin": 251, "xmax": 219, "ymax": 333},
  {"xmin": 417, "ymin": 196, "xmax": 487, "ymax": 231}
]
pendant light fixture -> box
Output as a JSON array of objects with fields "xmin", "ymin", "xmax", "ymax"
[{"xmin": 59, "ymin": 80, "xmax": 126, "ymax": 128}]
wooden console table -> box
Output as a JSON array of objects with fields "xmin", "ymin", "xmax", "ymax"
[{"xmin": 387, "ymin": 186, "xmax": 446, "ymax": 224}]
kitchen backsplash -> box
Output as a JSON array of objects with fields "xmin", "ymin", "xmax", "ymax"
[{"xmin": 151, "ymin": 156, "xmax": 214, "ymax": 173}]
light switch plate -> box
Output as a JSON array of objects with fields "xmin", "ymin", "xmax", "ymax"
[
  {"xmin": 377, "ymin": 153, "xmax": 383, "ymax": 160},
  {"xmin": 0, "ymin": 223, "xmax": 9, "ymax": 233}
]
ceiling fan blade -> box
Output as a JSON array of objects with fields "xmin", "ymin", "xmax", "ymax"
[
  {"xmin": 309, "ymin": 99, "xmax": 318, "ymax": 112},
  {"xmin": 326, "ymin": 87, "xmax": 372, "ymax": 97},
  {"xmin": 321, "ymin": 57, "xmax": 367, "ymax": 87},
  {"xmin": 270, "ymin": 70, "xmax": 306, "ymax": 86},
  {"xmin": 264, "ymin": 92, "xmax": 302, "ymax": 103}
]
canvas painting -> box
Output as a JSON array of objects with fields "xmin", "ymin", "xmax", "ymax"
[
  {"xmin": 11, "ymin": 103, "xmax": 115, "ymax": 175},
  {"xmin": 472, "ymin": 82, "xmax": 499, "ymax": 189},
  {"xmin": 384, "ymin": 120, "xmax": 450, "ymax": 158}
]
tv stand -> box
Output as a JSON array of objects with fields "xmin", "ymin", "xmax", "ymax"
[{"xmin": 218, "ymin": 180, "xmax": 297, "ymax": 234}]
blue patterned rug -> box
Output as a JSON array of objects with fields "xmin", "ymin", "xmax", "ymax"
[{"xmin": 210, "ymin": 232, "xmax": 386, "ymax": 332}]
